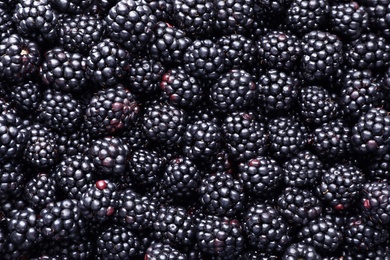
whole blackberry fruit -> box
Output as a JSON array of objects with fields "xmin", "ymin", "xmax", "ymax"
[
  {"xmin": 25, "ymin": 173, "xmax": 57, "ymax": 210},
  {"xmin": 78, "ymin": 180, "xmax": 119, "ymax": 223},
  {"xmin": 345, "ymin": 33, "xmax": 390, "ymax": 70},
  {"xmin": 97, "ymin": 225, "xmax": 142, "ymax": 259},
  {"xmin": 0, "ymin": 34, "xmax": 41, "ymax": 82},
  {"xmin": 329, "ymin": 2, "xmax": 368, "ymax": 41},
  {"xmin": 196, "ymin": 215, "xmax": 244, "ymax": 259},
  {"xmin": 210, "ymin": 69, "xmax": 256, "ymax": 113},
  {"xmin": 300, "ymin": 30, "xmax": 343, "ymax": 82},
  {"xmin": 222, "ymin": 111, "xmax": 268, "ymax": 162},
  {"xmin": 7, "ymin": 80, "xmax": 43, "ymax": 114},
  {"xmin": 142, "ymin": 102, "xmax": 187, "ymax": 148},
  {"xmin": 12, "ymin": 0, "xmax": 58, "ymax": 42},
  {"xmin": 153, "ymin": 205, "xmax": 195, "ymax": 247},
  {"xmin": 183, "ymin": 39, "xmax": 226, "ymax": 80},
  {"xmin": 243, "ymin": 202, "xmax": 292, "ymax": 254},
  {"xmin": 360, "ymin": 181, "xmax": 390, "ymax": 225},
  {"xmin": 84, "ymin": 85, "xmax": 139, "ymax": 137},
  {"xmin": 58, "ymin": 14, "xmax": 106, "ymax": 54},
  {"xmin": 128, "ymin": 148, "xmax": 162, "ymax": 186},
  {"xmin": 283, "ymin": 150, "xmax": 323, "ymax": 188},
  {"xmin": 38, "ymin": 199, "xmax": 86, "ymax": 241},
  {"xmin": 85, "ymin": 38, "xmax": 131, "ymax": 87},
  {"xmin": 258, "ymin": 31, "xmax": 302, "ymax": 71},
  {"xmin": 351, "ymin": 107, "xmax": 390, "ymax": 156},
  {"xmin": 50, "ymin": 0, "xmax": 94, "ymax": 14},
  {"xmin": 257, "ymin": 69, "xmax": 299, "ymax": 114},
  {"xmin": 199, "ymin": 172, "xmax": 245, "ymax": 217},
  {"xmin": 149, "ymin": 22, "xmax": 192, "ymax": 66},
  {"xmin": 277, "ymin": 187, "xmax": 323, "ymax": 227},
  {"xmin": 285, "ymin": 0, "xmax": 329, "ymax": 35},
  {"xmin": 238, "ymin": 156, "xmax": 283, "ymax": 197},
  {"xmin": 0, "ymin": 159, "xmax": 26, "ymax": 199},
  {"xmin": 282, "ymin": 243, "xmax": 322, "ymax": 260},
  {"xmin": 268, "ymin": 116, "xmax": 308, "ymax": 160},
  {"xmin": 145, "ymin": 242, "xmax": 187, "ymax": 260},
  {"xmin": 105, "ymin": 0, "xmax": 157, "ymax": 53}
]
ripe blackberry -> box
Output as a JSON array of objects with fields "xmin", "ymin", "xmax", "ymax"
[
  {"xmin": 25, "ymin": 173, "xmax": 57, "ymax": 210},
  {"xmin": 145, "ymin": 241, "xmax": 187, "ymax": 260},
  {"xmin": 153, "ymin": 205, "xmax": 195, "ymax": 247},
  {"xmin": 363, "ymin": 0, "xmax": 390, "ymax": 39},
  {"xmin": 243, "ymin": 202, "xmax": 292, "ymax": 254},
  {"xmin": 149, "ymin": 22, "xmax": 192, "ymax": 66},
  {"xmin": 105, "ymin": 0, "xmax": 157, "ymax": 53},
  {"xmin": 366, "ymin": 153, "xmax": 390, "ymax": 179},
  {"xmin": 57, "ymin": 127, "xmax": 92, "ymax": 157},
  {"xmin": 277, "ymin": 187, "xmax": 323, "ymax": 227},
  {"xmin": 329, "ymin": 2, "xmax": 368, "ymax": 41},
  {"xmin": 222, "ymin": 111, "xmax": 268, "ymax": 162},
  {"xmin": 257, "ymin": 69, "xmax": 299, "ymax": 114},
  {"xmin": 0, "ymin": 8, "xmax": 15, "ymax": 41},
  {"xmin": 84, "ymin": 85, "xmax": 139, "ymax": 137},
  {"xmin": 7, "ymin": 80, "xmax": 43, "ymax": 114},
  {"xmin": 50, "ymin": 0, "xmax": 94, "ymax": 14},
  {"xmin": 85, "ymin": 38, "xmax": 131, "ymax": 87},
  {"xmin": 210, "ymin": 69, "xmax": 256, "ymax": 113},
  {"xmin": 238, "ymin": 156, "xmax": 283, "ymax": 197},
  {"xmin": 142, "ymin": 102, "xmax": 187, "ymax": 148},
  {"xmin": 128, "ymin": 149, "xmax": 162, "ymax": 187},
  {"xmin": 183, "ymin": 39, "xmax": 226, "ymax": 80},
  {"xmin": 0, "ymin": 34, "xmax": 41, "ymax": 82},
  {"xmin": 144, "ymin": 0, "xmax": 173, "ymax": 21},
  {"xmin": 345, "ymin": 33, "xmax": 390, "ymax": 70},
  {"xmin": 360, "ymin": 181, "xmax": 390, "ymax": 225},
  {"xmin": 283, "ymin": 150, "xmax": 323, "ymax": 188},
  {"xmin": 78, "ymin": 180, "xmax": 119, "ymax": 223},
  {"xmin": 351, "ymin": 107, "xmax": 390, "ymax": 156},
  {"xmin": 38, "ymin": 199, "xmax": 86, "ymax": 241},
  {"xmin": 282, "ymin": 243, "xmax": 322, "ymax": 260},
  {"xmin": 97, "ymin": 225, "xmax": 142, "ymax": 259},
  {"xmin": 196, "ymin": 215, "xmax": 244, "ymax": 259},
  {"xmin": 162, "ymin": 156, "xmax": 202, "ymax": 200},
  {"xmin": 160, "ymin": 68, "xmax": 203, "ymax": 109},
  {"xmin": 58, "ymin": 14, "xmax": 106, "ymax": 54},
  {"xmin": 199, "ymin": 172, "xmax": 245, "ymax": 217},
  {"xmin": 300, "ymin": 30, "xmax": 343, "ymax": 82},
  {"xmin": 0, "ymin": 159, "xmax": 26, "ymax": 199},
  {"xmin": 268, "ymin": 116, "xmax": 308, "ymax": 160},
  {"xmin": 12, "ymin": 0, "xmax": 58, "ymax": 42}
]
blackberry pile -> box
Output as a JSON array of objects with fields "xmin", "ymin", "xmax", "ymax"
[{"xmin": 1, "ymin": 0, "xmax": 390, "ymax": 258}]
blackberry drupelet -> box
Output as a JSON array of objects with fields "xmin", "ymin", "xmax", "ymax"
[
  {"xmin": 145, "ymin": 241, "xmax": 187, "ymax": 260},
  {"xmin": 0, "ymin": 159, "xmax": 26, "ymax": 199},
  {"xmin": 282, "ymin": 243, "xmax": 322, "ymax": 260},
  {"xmin": 105, "ymin": 0, "xmax": 157, "ymax": 53},
  {"xmin": 283, "ymin": 150, "xmax": 323, "ymax": 188},
  {"xmin": 49, "ymin": 0, "xmax": 94, "ymax": 14},
  {"xmin": 128, "ymin": 148, "xmax": 162, "ymax": 187},
  {"xmin": 24, "ymin": 173, "xmax": 57, "ymax": 210},
  {"xmin": 199, "ymin": 172, "xmax": 245, "ymax": 217},
  {"xmin": 360, "ymin": 181, "xmax": 390, "ymax": 225},
  {"xmin": 7, "ymin": 80, "xmax": 43, "ymax": 114},
  {"xmin": 243, "ymin": 202, "xmax": 292, "ymax": 254},
  {"xmin": 238, "ymin": 156, "xmax": 283, "ymax": 197}
]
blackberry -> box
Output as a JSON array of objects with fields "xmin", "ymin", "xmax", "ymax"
[
  {"xmin": 366, "ymin": 153, "xmax": 390, "ymax": 179},
  {"xmin": 238, "ymin": 156, "xmax": 283, "ymax": 197},
  {"xmin": 351, "ymin": 107, "xmax": 390, "ymax": 156},
  {"xmin": 0, "ymin": 7, "xmax": 15, "ymax": 41},
  {"xmin": 196, "ymin": 215, "xmax": 245, "ymax": 259},
  {"xmin": 268, "ymin": 116, "xmax": 308, "ymax": 160},
  {"xmin": 0, "ymin": 159, "xmax": 26, "ymax": 199},
  {"xmin": 360, "ymin": 181, "xmax": 390, "ymax": 225},
  {"xmin": 97, "ymin": 224, "xmax": 142, "ymax": 259},
  {"xmin": 300, "ymin": 30, "xmax": 343, "ymax": 82},
  {"xmin": 277, "ymin": 187, "xmax": 323, "ymax": 227},
  {"xmin": 33, "ymin": 237, "xmax": 93, "ymax": 259},
  {"xmin": 257, "ymin": 69, "xmax": 299, "ymax": 114},
  {"xmin": 0, "ymin": 34, "xmax": 41, "ymax": 82},
  {"xmin": 160, "ymin": 68, "xmax": 203, "ymax": 109},
  {"xmin": 128, "ymin": 148, "xmax": 162, "ymax": 186},
  {"xmin": 210, "ymin": 69, "xmax": 256, "ymax": 113},
  {"xmin": 199, "ymin": 172, "xmax": 245, "ymax": 217},
  {"xmin": 78, "ymin": 180, "xmax": 119, "ymax": 223},
  {"xmin": 298, "ymin": 85, "xmax": 340, "ymax": 126},
  {"xmin": 105, "ymin": 0, "xmax": 157, "ymax": 53},
  {"xmin": 329, "ymin": 2, "xmax": 369, "ymax": 41},
  {"xmin": 145, "ymin": 241, "xmax": 187, "ymax": 260},
  {"xmin": 12, "ymin": 0, "xmax": 58, "ymax": 42},
  {"xmin": 84, "ymin": 85, "xmax": 139, "ymax": 137},
  {"xmin": 142, "ymin": 102, "xmax": 187, "ymax": 148},
  {"xmin": 345, "ymin": 33, "xmax": 390, "ymax": 70},
  {"xmin": 363, "ymin": 0, "xmax": 390, "ymax": 39},
  {"xmin": 58, "ymin": 14, "xmax": 106, "ymax": 54},
  {"xmin": 85, "ymin": 38, "xmax": 131, "ymax": 87},
  {"xmin": 38, "ymin": 199, "xmax": 86, "ymax": 241},
  {"xmin": 50, "ymin": 0, "xmax": 94, "ymax": 14},
  {"xmin": 149, "ymin": 22, "xmax": 192, "ymax": 66},
  {"xmin": 283, "ymin": 150, "xmax": 323, "ymax": 188},
  {"xmin": 25, "ymin": 173, "xmax": 57, "ymax": 210},
  {"xmin": 258, "ymin": 31, "xmax": 302, "ymax": 71},
  {"xmin": 282, "ymin": 243, "xmax": 321, "ymax": 260},
  {"xmin": 256, "ymin": 0, "xmax": 292, "ymax": 17},
  {"xmin": 88, "ymin": 136, "xmax": 129, "ymax": 177},
  {"xmin": 144, "ymin": 0, "xmax": 174, "ymax": 21},
  {"xmin": 243, "ymin": 202, "xmax": 292, "ymax": 254},
  {"xmin": 183, "ymin": 39, "xmax": 226, "ymax": 80},
  {"xmin": 153, "ymin": 205, "xmax": 196, "ymax": 247},
  {"xmin": 7, "ymin": 80, "xmax": 43, "ymax": 114}
]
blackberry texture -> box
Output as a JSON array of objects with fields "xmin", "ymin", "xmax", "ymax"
[
  {"xmin": 7, "ymin": 80, "xmax": 43, "ymax": 114},
  {"xmin": 145, "ymin": 242, "xmax": 187, "ymax": 260},
  {"xmin": 25, "ymin": 173, "xmax": 57, "ymax": 210},
  {"xmin": 50, "ymin": 0, "xmax": 94, "ymax": 14},
  {"xmin": 360, "ymin": 181, "xmax": 390, "ymax": 225},
  {"xmin": 128, "ymin": 148, "xmax": 162, "ymax": 186},
  {"xmin": 363, "ymin": 0, "xmax": 390, "ymax": 39},
  {"xmin": 0, "ymin": 7, "xmax": 15, "ymax": 41},
  {"xmin": 282, "ymin": 243, "xmax": 321, "ymax": 260},
  {"xmin": 0, "ymin": 159, "xmax": 26, "ymax": 199}
]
